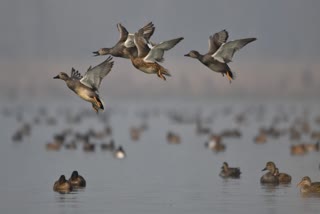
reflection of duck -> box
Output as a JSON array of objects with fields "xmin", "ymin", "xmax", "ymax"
[
  {"xmin": 219, "ymin": 162, "xmax": 241, "ymax": 178},
  {"xmin": 297, "ymin": 176, "xmax": 320, "ymax": 193},
  {"xmin": 260, "ymin": 162, "xmax": 279, "ymax": 184},
  {"xmin": 68, "ymin": 171, "xmax": 86, "ymax": 188},
  {"xmin": 53, "ymin": 175, "xmax": 73, "ymax": 193},
  {"xmin": 274, "ymin": 168, "xmax": 291, "ymax": 184}
]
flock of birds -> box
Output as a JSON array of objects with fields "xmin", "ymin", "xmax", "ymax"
[
  {"xmin": 54, "ymin": 22, "xmax": 256, "ymax": 112},
  {"xmin": 6, "ymin": 100, "xmax": 320, "ymax": 195},
  {"xmin": 6, "ymin": 21, "xmax": 320, "ymax": 196}
]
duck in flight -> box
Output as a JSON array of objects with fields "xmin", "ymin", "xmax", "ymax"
[
  {"xmin": 93, "ymin": 22, "xmax": 155, "ymax": 59},
  {"xmin": 184, "ymin": 30, "xmax": 256, "ymax": 83},
  {"xmin": 53, "ymin": 57, "xmax": 114, "ymax": 113},
  {"xmin": 125, "ymin": 28, "xmax": 183, "ymax": 80}
]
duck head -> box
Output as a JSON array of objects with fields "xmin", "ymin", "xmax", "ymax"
[
  {"xmin": 58, "ymin": 175, "xmax": 67, "ymax": 183},
  {"xmin": 93, "ymin": 48, "xmax": 110, "ymax": 56},
  {"xmin": 53, "ymin": 72, "xmax": 69, "ymax": 81},
  {"xmin": 221, "ymin": 162, "xmax": 229, "ymax": 171},
  {"xmin": 71, "ymin": 171, "xmax": 79, "ymax": 179},
  {"xmin": 184, "ymin": 50, "xmax": 200, "ymax": 58},
  {"xmin": 297, "ymin": 176, "xmax": 312, "ymax": 187},
  {"xmin": 262, "ymin": 161, "xmax": 276, "ymax": 173}
]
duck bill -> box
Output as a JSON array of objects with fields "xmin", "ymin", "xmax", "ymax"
[
  {"xmin": 53, "ymin": 75, "xmax": 59, "ymax": 79},
  {"xmin": 184, "ymin": 53, "xmax": 190, "ymax": 57},
  {"xmin": 92, "ymin": 51, "xmax": 99, "ymax": 56},
  {"xmin": 261, "ymin": 167, "xmax": 267, "ymax": 171}
]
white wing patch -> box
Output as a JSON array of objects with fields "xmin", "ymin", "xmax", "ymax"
[{"xmin": 211, "ymin": 43, "xmax": 226, "ymax": 63}]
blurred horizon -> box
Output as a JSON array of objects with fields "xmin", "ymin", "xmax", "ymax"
[{"xmin": 1, "ymin": 0, "xmax": 319, "ymax": 99}]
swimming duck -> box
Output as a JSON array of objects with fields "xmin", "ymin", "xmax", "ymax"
[
  {"xmin": 290, "ymin": 144, "xmax": 307, "ymax": 156},
  {"xmin": 93, "ymin": 22, "xmax": 155, "ymax": 59},
  {"xmin": 64, "ymin": 140, "xmax": 77, "ymax": 150},
  {"xmin": 83, "ymin": 142, "xmax": 95, "ymax": 152},
  {"xmin": 274, "ymin": 167, "xmax": 291, "ymax": 184},
  {"xmin": 297, "ymin": 176, "xmax": 320, "ymax": 193},
  {"xmin": 68, "ymin": 171, "xmax": 86, "ymax": 188},
  {"xmin": 130, "ymin": 126, "xmax": 142, "ymax": 141},
  {"xmin": 126, "ymin": 28, "xmax": 183, "ymax": 80},
  {"xmin": 113, "ymin": 146, "xmax": 126, "ymax": 159},
  {"xmin": 304, "ymin": 142, "xmax": 319, "ymax": 152},
  {"xmin": 53, "ymin": 57, "xmax": 114, "ymax": 113},
  {"xmin": 254, "ymin": 130, "xmax": 267, "ymax": 144},
  {"xmin": 53, "ymin": 175, "xmax": 73, "ymax": 193},
  {"xmin": 100, "ymin": 139, "xmax": 115, "ymax": 151},
  {"xmin": 260, "ymin": 161, "xmax": 279, "ymax": 184},
  {"xmin": 219, "ymin": 162, "xmax": 241, "ymax": 178},
  {"xmin": 184, "ymin": 30, "xmax": 256, "ymax": 83},
  {"xmin": 205, "ymin": 134, "xmax": 225, "ymax": 152},
  {"xmin": 167, "ymin": 131, "xmax": 181, "ymax": 144}
]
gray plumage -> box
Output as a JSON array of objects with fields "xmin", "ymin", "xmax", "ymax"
[
  {"xmin": 53, "ymin": 57, "xmax": 114, "ymax": 112},
  {"xmin": 93, "ymin": 22, "xmax": 155, "ymax": 59},
  {"xmin": 185, "ymin": 30, "xmax": 256, "ymax": 83},
  {"xmin": 219, "ymin": 162, "xmax": 241, "ymax": 178}
]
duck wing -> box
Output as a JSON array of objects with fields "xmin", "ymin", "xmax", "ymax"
[
  {"xmin": 80, "ymin": 56, "xmax": 114, "ymax": 90},
  {"xmin": 212, "ymin": 37, "xmax": 256, "ymax": 63},
  {"xmin": 117, "ymin": 23, "xmax": 129, "ymax": 43},
  {"xmin": 124, "ymin": 22, "xmax": 155, "ymax": 48},
  {"xmin": 134, "ymin": 28, "xmax": 151, "ymax": 58},
  {"xmin": 144, "ymin": 37, "xmax": 184, "ymax": 63},
  {"xmin": 207, "ymin": 30, "xmax": 229, "ymax": 55},
  {"xmin": 70, "ymin": 68, "xmax": 83, "ymax": 80}
]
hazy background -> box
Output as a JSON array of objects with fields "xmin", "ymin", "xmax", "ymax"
[{"xmin": 1, "ymin": 0, "xmax": 319, "ymax": 100}]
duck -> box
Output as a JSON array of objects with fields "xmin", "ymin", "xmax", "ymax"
[
  {"xmin": 93, "ymin": 22, "xmax": 155, "ymax": 59},
  {"xmin": 260, "ymin": 161, "xmax": 279, "ymax": 184},
  {"xmin": 68, "ymin": 171, "xmax": 86, "ymax": 188},
  {"xmin": 219, "ymin": 162, "xmax": 241, "ymax": 178},
  {"xmin": 184, "ymin": 30, "xmax": 256, "ymax": 83},
  {"xmin": 113, "ymin": 146, "xmax": 126, "ymax": 159},
  {"xmin": 125, "ymin": 28, "xmax": 183, "ymax": 80},
  {"xmin": 205, "ymin": 134, "xmax": 225, "ymax": 152},
  {"xmin": 290, "ymin": 144, "xmax": 307, "ymax": 156},
  {"xmin": 100, "ymin": 139, "xmax": 115, "ymax": 151},
  {"xmin": 53, "ymin": 57, "xmax": 114, "ymax": 113},
  {"xmin": 83, "ymin": 142, "xmax": 95, "ymax": 152},
  {"xmin": 297, "ymin": 176, "xmax": 320, "ymax": 193},
  {"xmin": 304, "ymin": 142, "xmax": 319, "ymax": 152},
  {"xmin": 167, "ymin": 131, "xmax": 181, "ymax": 144},
  {"xmin": 45, "ymin": 142, "xmax": 61, "ymax": 151},
  {"xmin": 64, "ymin": 140, "xmax": 77, "ymax": 150},
  {"xmin": 254, "ymin": 130, "xmax": 267, "ymax": 144},
  {"xmin": 53, "ymin": 175, "xmax": 73, "ymax": 193},
  {"xmin": 273, "ymin": 168, "xmax": 291, "ymax": 184},
  {"xmin": 130, "ymin": 126, "xmax": 142, "ymax": 141}
]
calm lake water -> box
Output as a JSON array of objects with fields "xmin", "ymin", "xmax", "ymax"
[{"xmin": 1, "ymin": 97, "xmax": 320, "ymax": 214}]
